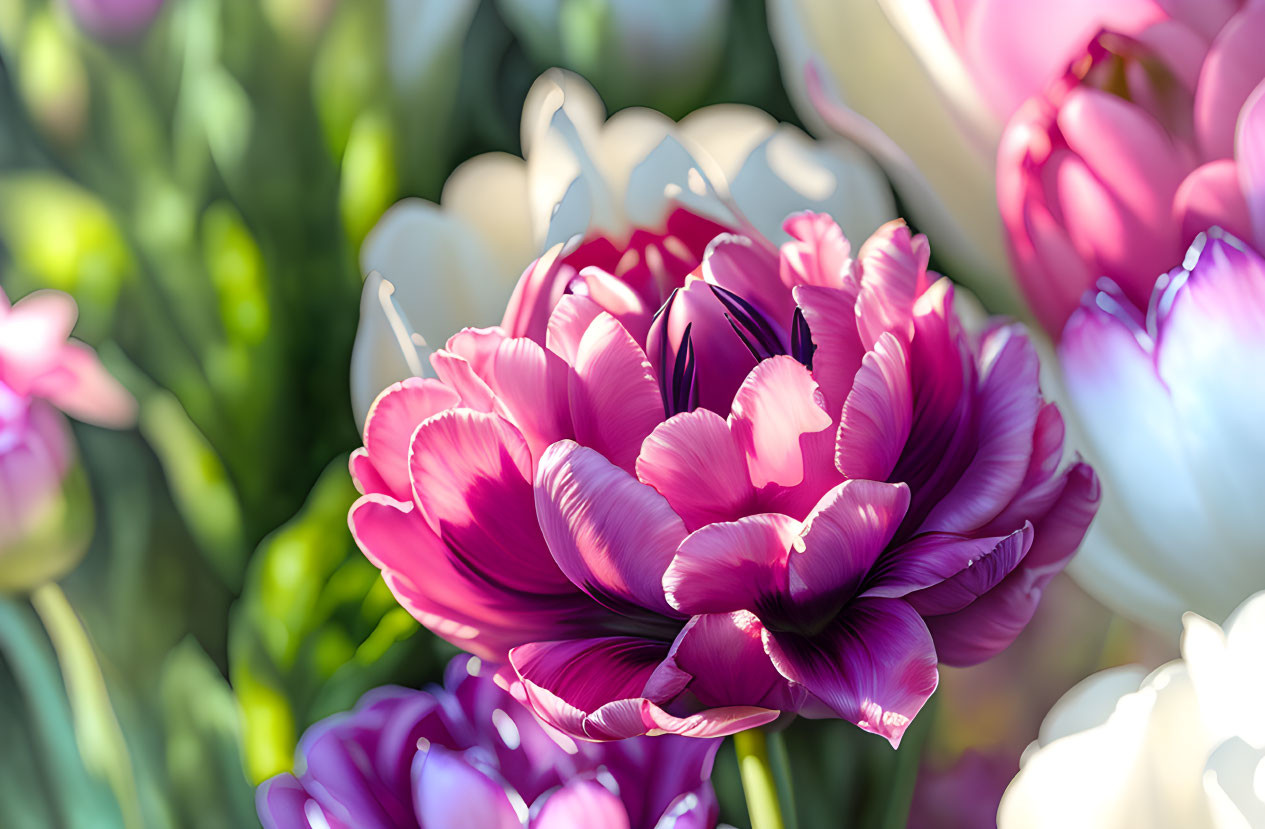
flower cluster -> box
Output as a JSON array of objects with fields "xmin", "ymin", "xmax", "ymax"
[
  {"xmin": 0, "ymin": 288, "xmax": 134, "ymax": 591},
  {"xmin": 258, "ymin": 655, "xmax": 721, "ymax": 829},
  {"xmin": 349, "ymin": 209, "xmax": 1098, "ymax": 747}
]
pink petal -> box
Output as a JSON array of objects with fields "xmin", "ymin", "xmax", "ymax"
[
  {"xmin": 835, "ymin": 331, "xmax": 911, "ymax": 481},
  {"xmin": 854, "ymin": 221, "xmax": 929, "ymax": 352},
  {"xmin": 568, "ymin": 312, "xmax": 664, "ymax": 473},
  {"xmin": 636, "ymin": 408, "xmax": 755, "ymax": 531},
  {"xmin": 921, "ymin": 326, "xmax": 1040, "ymax": 533},
  {"xmin": 764, "ymin": 598, "xmax": 938, "ymax": 748},
  {"xmin": 350, "ymin": 494, "xmax": 607, "ymax": 660},
  {"xmin": 729, "ymin": 356, "xmax": 833, "ymax": 489},
  {"xmin": 780, "ymin": 211, "xmax": 851, "ymax": 289},
  {"xmin": 664, "ymin": 514, "xmax": 800, "ymax": 614},
  {"xmin": 503, "ymin": 246, "xmax": 571, "ymax": 344},
  {"xmin": 1196, "ymin": 2, "xmax": 1265, "ymax": 161},
  {"xmin": 349, "ymin": 448, "xmax": 390, "ymax": 497},
  {"xmin": 1236, "ymin": 79, "xmax": 1265, "ymax": 250},
  {"xmin": 413, "ymin": 746, "xmax": 523, "ymax": 829},
  {"xmin": 488, "ymin": 336, "xmax": 574, "ymax": 460},
  {"xmin": 430, "ymin": 349, "xmax": 497, "ymax": 413},
  {"xmin": 531, "ymin": 780, "xmax": 629, "ymax": 829},
  {"xmin": 362, "ymin": 378, "xmax": 461, "ymax": 499},
  {"xmin": 572, "ymin": 267, "xmax": 652, "ymax": 344},
  {"xmin": 702, "ymin": 233, "xmax": 793, "ymax": 321},
  {"xmin": 788, "ymin": 480, "xmax": 910, "ymax": 616},
  {"xmin": 535, "ymin": 441, "xmax": 687, "ymax": 617},
  {"xmin": 545, "ymin": 294, "xmax": 603, "ymax": 364},
  {"xmin": 1173, "ymin": 160, "xmax": 1252, "ymax": 244},
  {"xmin": 792, "ymin": 283, "xmax": 864, "ymax": 416},
  {"xmin": 35, "ymin": 342, "xmax": 136, "ymax": 428},
  {"xmin": 656, "ymin": 611, "xmax": 802, "ymax": 711},
  {"xmin": 409, "ymin": 410, "xmax": 574, "ymax": 595}
]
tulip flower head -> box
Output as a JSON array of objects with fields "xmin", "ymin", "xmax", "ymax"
[
  {"xmin": 1058, "ymin": 226, "xmax": 1265, "ymax": 631},
  {"xmin": 349, "ymin": 207, "xmax": 1098, "ymax": 748},
  {"xmin": 998, "ymin": 2, "xmax": 1265, "ymax": 336},
  {"xmin": 257, "ymin": 655, "xmax": 722, "ymax": 829},
  {"xmin": 0, "ymin": 287, "xmax": 134, "ymax": 591}
]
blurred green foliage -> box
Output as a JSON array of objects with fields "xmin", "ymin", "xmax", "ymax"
[{"xmin": 0, "ymin": 0, "xmax": 804, "ymax": 825}]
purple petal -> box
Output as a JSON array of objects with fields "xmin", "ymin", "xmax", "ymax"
[
  {"xmin": 925, "ymin": 463, "xmax": 1099, "ymax": 666},
  {"xmin": 904, "ymin": 525, "xmax": 1034, "ymax": 616},
  {"xmin": 412, "ymin": 745, "xmax": 524, "ymax": 829},
  {"xmin": 1238, "ymin": 80, "xmax": 1265, "ymax": 249},
  {"xmin": 702, "ymin": 233, "xmax": 794, "ymax": 321},
  {"xmin": 664, "ymin": 514, "xmax": 799, "ymax": 615},
  {"xmin": 536, "ymin": 441, "xmax": 687, "ymax": 617},
  {"xmin": 765, "ymin": 597, "xmax": 938, "ymax": 747},
  {"xmin": 788, "ymin": 480, "xmax": 910, "ymax": 620},
  {"xmin": 531, "ymin": 780, "xmax": 630, "ymax": 829},
  {"xmin": 863, "ymin": 531, "xmax": 1028, "ymax": 600},
  {"xmin": 921, "ymin": 326, "xmax": 1040, "ymax": 533},
  {"xmin": 256, "ymin": 775, "xmax": 352, "ymax": 829}
]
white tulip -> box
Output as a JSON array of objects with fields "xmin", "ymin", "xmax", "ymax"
[
  {"xmin": 998, "ymin": 592, "xmax": 1265, "ymax": 829},
  {"xmin": 350, "ymin": 69, "xmax": 895, "ymax": 425}
]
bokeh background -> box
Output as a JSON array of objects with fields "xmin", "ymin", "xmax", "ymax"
[{"xmin": 0, "ymin": 1, "xmax": 1168, "ymax": 826}]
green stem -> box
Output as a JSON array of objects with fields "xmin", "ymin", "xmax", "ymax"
[
  {"xmin": 767, "ymin": 729, "xmax": 799, "ymax": 829},
  {"xmin": 734, "ymin": 728, "xmax": 785, "ymax": 829},
  {"xmin": 30, "ymin": 584, "xmax": 142, "ymax": 829}
]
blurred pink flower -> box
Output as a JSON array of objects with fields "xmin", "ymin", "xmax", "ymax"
[
  {"xmin": 66, "ymin": 0, "xmax": 166, "ymax": 39},
  {"xmin": 0, "ymin": 287, "xmax": 134, "ymax": 588},
  {"xmin": 349, "ymin": 211, "xmax": 1097, "ymax": 747},
  {"xmin": 997, "ymin": 1, "xmax": 1265, "ymax": 336}
]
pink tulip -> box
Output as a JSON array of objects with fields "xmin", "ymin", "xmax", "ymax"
[
  {"xmin": 349, "ymin": 209, "xmax": 1097, "ymax": 747},
  {"xmin": 997, "ymin": 0, "xmax": 1265, "ymax": 336},
  {"xmin": 0, "ymin": 288, "xmax": 135, "ymax": 589}
]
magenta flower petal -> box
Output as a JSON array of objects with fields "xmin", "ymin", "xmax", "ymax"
[
  {"xmin": 408, "ymin": 410, "xmax": 575, "ymax": 595},
  {"xmin": 361, "ymin": 379, "xmax": 460, "ymax": 498},
  {"xmin": 779, "ymin": 211, "xmax": 851, "ymax": 289},
  {"xmin": 658, "ymin": 612, "xmax": 802, "ymax": 712},
  {"xmin": 853, "ymin": 222, "xmax": 928, "ymax": 351},
  {"xmin": 531, "ymin": 780, "xmax": 630, "ymax": 829},
  {"xmin": 536, "ymin": 441, "xmax": 687, "ymax": 617},
  {"xmin": 1174, "ymin": 160, "xmax": 1252, "ymax": 244},
  {"xmin": 765, "ymin": 597, "xmax": 938, "ymax": 747},
  {"xmin": 1195, "ymin": 2, "xmax": 1265, "ymax": 159},
  {"xmin": 792, "ymin": 284, "xmax": 864, "ymax": 413},
  {"xmin": 836, "ymin": 331, "xmax": 912, "ymax": 481},
  {"xmin": 636, "ymin": 409, "xmax": 755, "ymax": 531},
  {"xmin": 665, "ymin": 514, "xmax": 800, "ymax": 615},
  {"xmin": 568, "ymin": 313, "xmax": 664, "ymax": 473}
]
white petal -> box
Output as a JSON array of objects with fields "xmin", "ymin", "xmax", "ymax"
[
  {"xmin": 1203, "ymin": 738, "xmax": 1265, "ymax": 829},
  {"xmin": 440, "ymin": 151, "xmax": 538, "ymax": 275}
]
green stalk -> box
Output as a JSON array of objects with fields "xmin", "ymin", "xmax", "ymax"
[
  {"xmin": 734, "ymin": 728, "xmax": 786, "ymax": 829},
  {"xmin": 767, "ymin": 729, "xmax": 799, "ymax": 829},
  {"xmin": 30, "ymin": 584, "xmax": 142, "ymax": 829}
]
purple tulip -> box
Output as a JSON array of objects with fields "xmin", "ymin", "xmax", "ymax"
[
  {"xmin": 256, "ymin": 656, "xmax": 720, "ymax": 829},
  {"xmin": 349, "ymin": 209, "xmax": 1098, "ymax": 747}
]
